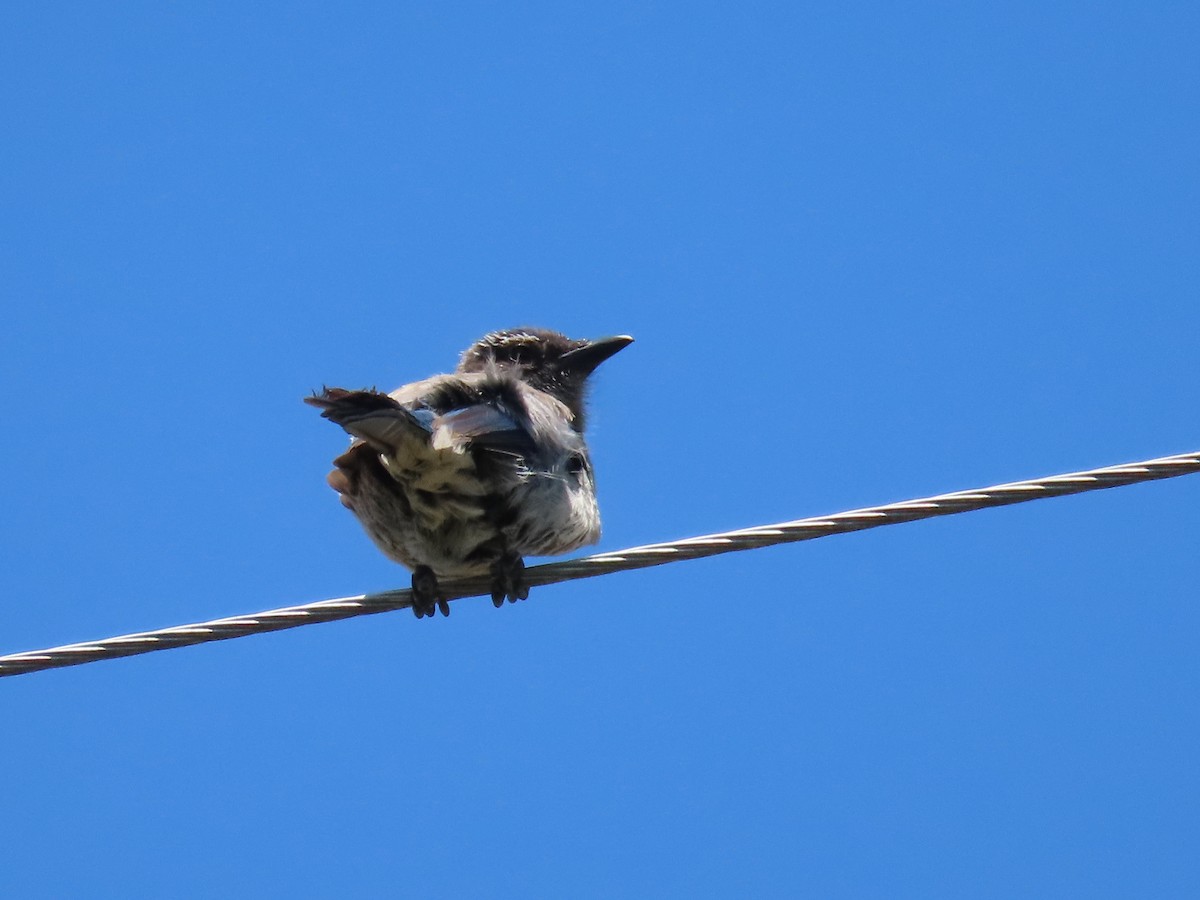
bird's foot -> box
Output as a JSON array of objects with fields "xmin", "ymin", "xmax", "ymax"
[
  {"xmin": 490, "ymin": 552, "xmax": 529, "ymax": 607},
  {"xmin": 411, "ymin": 565, "xmax": 449, "ymax": 618}
]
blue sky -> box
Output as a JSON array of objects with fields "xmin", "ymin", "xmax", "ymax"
[{"xmin": 2, "ymin": 2, "xmax": 1198, "ymax": 896}]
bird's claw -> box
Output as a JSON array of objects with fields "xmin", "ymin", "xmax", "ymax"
[
  {"xmin": 411, "ymin": 566, "xmax": 448, "ymax": 618},
  {"xmin": 490, "ymin": 553, "xmax": 529, "ymax": 607}
]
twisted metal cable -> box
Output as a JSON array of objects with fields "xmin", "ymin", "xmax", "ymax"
[{"xmin": 2, "ymin": 450, "xmax": 1197, "ymax": 678}]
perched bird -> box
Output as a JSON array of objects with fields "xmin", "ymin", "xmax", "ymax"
[{"xmin": 306, "ymin": 328, "xmax": 632, "ymax": 618}]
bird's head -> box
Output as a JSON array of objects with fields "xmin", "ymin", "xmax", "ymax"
[{"xmin": 457, "ymin": 328, "xmax": 633, "ymax": 430}]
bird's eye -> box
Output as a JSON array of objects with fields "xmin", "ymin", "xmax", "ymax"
[{"xmin": 566, "ymin": 453, "xmax": 587, "ymax": 476}]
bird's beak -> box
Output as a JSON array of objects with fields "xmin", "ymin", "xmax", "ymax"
[{"xmin": 559, "ymin": 335, "xmax": 634, "ymax": 376}]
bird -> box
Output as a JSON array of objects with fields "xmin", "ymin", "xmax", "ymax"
[{"xmin": 305, "ymin": 328, "xmax": 632, "ymax": 618}]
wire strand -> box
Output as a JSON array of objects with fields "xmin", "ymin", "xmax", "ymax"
[{"xmin": 3, "ymin": 449, "xmax": 1197, "ymax": 678}]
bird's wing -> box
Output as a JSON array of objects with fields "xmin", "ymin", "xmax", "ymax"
[
  {"xmin": 431, "ymin": 404, "xmax": 536, "ymax": 455},
  {"xmin": 308, "ymin": 378, "xmax": 540, "ymax": 456},
  {"xmin": 304, "ymin": 388, "xmax": 433, "ymax": 453},
  {"xmin": 392, "ymin": 372, "xmax": 546, "ymax": 459}
]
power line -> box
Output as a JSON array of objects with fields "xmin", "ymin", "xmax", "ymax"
[{"xmin": 2, "ymin": 449, "xmax": 1197, "ymax": 678}]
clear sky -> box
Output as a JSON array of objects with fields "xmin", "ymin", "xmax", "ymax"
[{"xmin": 2, "ymin": 2, "xmax": 1198, "ymax": 897}]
